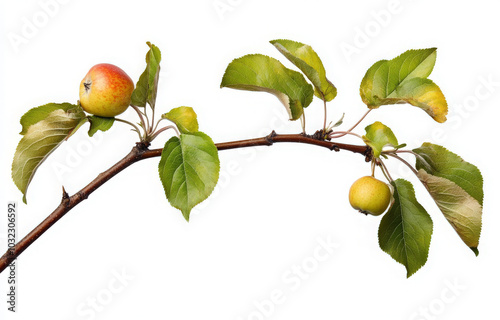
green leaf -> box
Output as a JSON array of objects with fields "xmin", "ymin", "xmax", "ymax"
[
  {"xmin": 220, "ymin": 54, "xmax": 314, "ymax": 120},
  {"xmin": 270, "ymin": 39, "xmax": 336, "ymax": 101},
  {"xmin": 379, "ymin": 179, "xmax": 433, "ymax": 277},
  {"xmin": 88, "ymin": 116, "xmax": 115, "ymax": 137},
  {"xmin": 131, "ymin": 71, "xmax": 148, "ymax": 107},
  {"xmin": 162, "ymin": 106, "xmax": 199, "ymax": 133},
  {"xmin": 131, "ymin": 41, "xmax": 161, "ymax": 108},
  {"xmin": 12, "ymin": 104, "xmax": 86, "ymax": 203},
  {"xmin": 413, "ymin": 143, "xmax": 483, "ymax": 205},
  {"xmin": 360, "ymin": 48, "xmax": 448, "ymax": 123},
  {"xmin": 362, "ymin": 121, "xmax": 400, "ymax": 158},
  {"xmin": 158, "ymin": 132, "xmax": 220, "ymax": 221},
  {"xmin": 417, "ymin": 170, "xmax": 482, "ymax": 254}
]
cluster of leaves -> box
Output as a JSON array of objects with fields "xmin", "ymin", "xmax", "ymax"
[
  {"xmin": 12, "ymin": 42, "xmax": 221, "ymax": 222},
  {"xmin": 11, "ymin": 40, "xmax": 483, "ymax": 277},
  {"xmin": 127, "ymin": 43, "xmax": 221, "ymax": 221},
  {"xmin": 221, "ymin": 39, "xmax": 336, "ymax": 122},
  {"xmin": 219, "ymin": 40, "xmax": 483, "ymax": 277}
]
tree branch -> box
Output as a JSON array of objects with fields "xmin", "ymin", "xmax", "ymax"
[{"xmin": 0, "ymin": 132, "xmax": 371, "ymax": 273}]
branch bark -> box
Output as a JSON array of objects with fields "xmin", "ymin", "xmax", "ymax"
[{"xmin": 0, "ymin": 132, "xmax": 371, "ymax": 273}]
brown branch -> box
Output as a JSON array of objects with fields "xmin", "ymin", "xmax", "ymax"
[{"xmin": 0, "ymin": 132, "xmax": 371, "ymax": 273}]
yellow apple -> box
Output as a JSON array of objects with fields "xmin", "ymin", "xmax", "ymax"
[
  {"xmin": 349, "ymin": 176, "xmax": 392, "ymax": 216},
  {"xmin": 79, "ymin": 63, "xmax": 134, "ymax": 117}
]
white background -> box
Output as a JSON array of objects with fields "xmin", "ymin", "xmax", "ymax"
[{"xmin": 0, "ymin": 0, "xmax": 498, "ymax": 319}]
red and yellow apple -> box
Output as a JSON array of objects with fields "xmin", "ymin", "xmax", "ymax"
[
  {"xmin": 349, "ymin": 176, "xmax": 392, "ymax": 216},
  {"xmin": 79, "ymin": 63, "xmax": 134, "ymax": 117}
]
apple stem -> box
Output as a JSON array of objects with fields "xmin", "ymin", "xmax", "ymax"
[{"xmin": 377, "ymin": 158, "xmax": 394, "ymax": 183}]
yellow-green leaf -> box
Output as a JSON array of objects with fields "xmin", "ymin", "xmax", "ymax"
[
  {"xmin": 270, "ymin": 39, "xmax": 336, "ymax": 101},
  {"xmin": 360, "ymin": 48, "xmax": 448, "ymax": 123},
  {"xmin": 162, "ymin": 106, "xmax": 199, "ymax": 133},
  {"xmin": 363, "ymin": 121, "xmax": 400, "ymax": 158}
]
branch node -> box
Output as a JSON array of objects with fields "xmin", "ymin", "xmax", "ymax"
[
  {"xmin": 364, "ymin": 146, "xmax": 373, "ymax": 162},
  {"xmin": 331, "ymin": 145, "xmax": 340, "ymax": 152},
  {"xmin": 76, "ymin": 191, "xmax": 88, "ymax": 201},
  {"xmin": 60, "ymin": 186, "xmax": 72, "ymax": 208},
  {"xmin": 301, "ymin": 128, "xmax": 332, "ymax": 141},
  {"xmin": 265, "ymin": 130, "xmax": 277, "ymax": 145},
  {"xmin": 62, "ymin": 186, "xmax": 69, "ymax": 200},
  {"xmin": 136, "ymin": 141, "xmax": 151, "ymax": 151}
]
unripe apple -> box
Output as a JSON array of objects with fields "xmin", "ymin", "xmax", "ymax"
[
  {"xmin": 349, "ymin": 176, "xmax": 391, "ymax": 216},
  {"xmin": 79, "ymin": 63, "xmax": 134, "ymax": 117}
]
